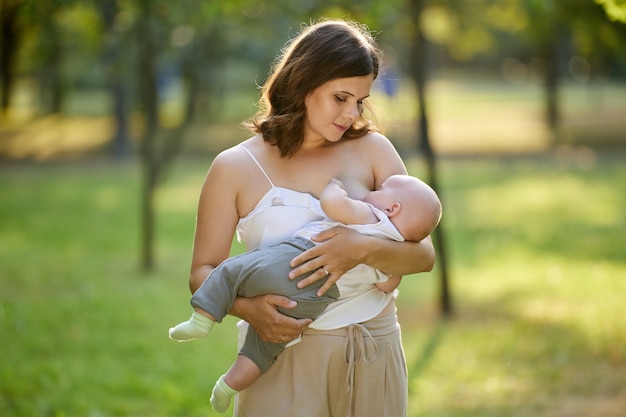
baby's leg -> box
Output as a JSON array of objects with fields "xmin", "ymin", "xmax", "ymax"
[
  {"xmin": 168, "ymin": 308, "xmax": 216, "ymax": 341},
  {"xmin": 211, "ymin": 356, "xmax": 261, "ymax": 413}
]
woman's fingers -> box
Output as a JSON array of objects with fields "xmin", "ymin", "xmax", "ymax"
[
  {"xmin": 315, "ymin": 272, "xmax": 340, "ymax": 296},
  {"xmin": 288, "ymin": 228, "xmax": 339, "ymax": 279},
  {"xmin": 250, "ymin": 295, "xmax": 311, "ymax": 342},
  {"xmin": 289, "ymin": 245, "xmax": 322, "ymax": 275},
  {"xmin": 295, "ymin": 266, "xmax": 333, "ymax": 292}
]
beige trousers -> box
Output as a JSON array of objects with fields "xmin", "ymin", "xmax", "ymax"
[{"xmin": 235, "ymin": 300, "xmax": 408, "ymax": 417}]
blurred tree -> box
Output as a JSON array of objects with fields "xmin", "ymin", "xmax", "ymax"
[
  {"xmin": 33, "ymin": 0, "xmax": 67, "ymax": 114},
  {"xmin": 522, "ymin": 0, "xmax": 626, "ymax": 144},
  {"xmin": 134, "ymin": 0, "xmax": 160, "ymax": 270},
  {"xmin": 0, "ymin": 0, "xmax": 26, "ymax": 113},
  {"xmin": 2, "ymin": 0, "xmax": 104, "ymax": 116},
  {"xmin": 407, "ymin": 0, "xmax": 453, "ymax": 317},
  {"xmin": 131, "ymin": 0, "xmax": 251, "ymax": 270},
  {"xmin": 98, "ymin": 0, "xmax": 132, "ymax": 158},
  {"xmin": 404, "ymin": 0, "xmax": 626, "ymax": 146},
  {"xmin": 564, "ymin": 1, "xmax": 626, "ymax": 78},
  {"xmin": 8, "ymin": 0, "xmax": 92, "ymax": 115},
  {"xmin": 596, "ymin": 0, "xmax": 626, "ymax": 23},
  {"xmin": 524, "ymin": 0, "xmax": 566, "ymax": 142}
]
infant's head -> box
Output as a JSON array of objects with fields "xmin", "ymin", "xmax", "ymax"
[{"xmin": 363, "ymin": 175, "xmax": 442, "ymax": 241}]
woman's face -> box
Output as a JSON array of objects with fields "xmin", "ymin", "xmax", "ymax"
[{"xmin": 303, "ymin": 75, "xmax": 374, "ymax": 143}]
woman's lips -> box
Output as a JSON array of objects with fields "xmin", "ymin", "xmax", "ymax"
[{"xmin": 333, "ymin": 123, "xmax": 349, "ymax": 132}]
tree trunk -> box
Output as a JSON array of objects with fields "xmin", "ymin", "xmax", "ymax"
[
  {"xmin": 110, "ymin": 81, "xmax": 130, "ymax": 158},
  {"xmin": 543, "ymin": 36, "xmax": 560, "ymax": 146},
  {"xmin": 39, "ymin": 13, "xmax": 66, "ymax": 114},
  {"xmin": 141, "ymin": 161, "xmax": 158, "ymax": 271},
  {"xmin": 137, "ymin": 0, "xmax": 160, "ymax": 271},
  {"xmin": 135, "ymin": 0, "xmax": 194, "ymax": 271},
  {"xmin": 0, "ymin": 1, "xmax": 21, "ymax": 113},
  {"xmin": 100, "ymin": 0, "xmax": 131, "ymax": 158},
  {"xmin": 409, "ymin": 0, "xmax": 452, "ymax": 317}
]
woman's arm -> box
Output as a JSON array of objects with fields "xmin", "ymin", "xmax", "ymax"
[
  {"xmin": 290, "ymin": 228, "xmax": 435, "ymax": 296},
  {"xmin": 189, "ymin": 146, "xmax": 311, "ymax": 344},
  {"xmin": 189, "ymin": 151, "xmax": 241, "ymax": 293}
]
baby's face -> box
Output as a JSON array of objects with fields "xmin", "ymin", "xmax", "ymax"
[{"xmin": 362, "ymin": 177, "xmax": 403, "ymax": 212}]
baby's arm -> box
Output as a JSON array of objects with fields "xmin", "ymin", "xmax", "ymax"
[
  {"xmin": 375, "ymin": 275, "xmax": 401, "ymax": 293},
  {"xmin": 320, "ymin": 179, "xmax": 378, "ymax": 225},
  {"xmin": 321, "ymin": 180, "xmax": 399, "ymax": 294}
]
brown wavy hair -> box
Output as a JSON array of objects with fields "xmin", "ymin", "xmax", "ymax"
[{"xmin": 244, "ymin": 19, "xmax": 383, "ymax": 158}]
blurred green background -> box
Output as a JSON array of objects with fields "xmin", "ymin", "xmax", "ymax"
[{"xmin": 1, "ymin": 0, "xmax": 625, "ymax": 416}]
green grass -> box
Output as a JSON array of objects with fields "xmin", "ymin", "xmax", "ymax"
[{"xmin": 1, "ymin": 152, "xmax": 625, "ymax": 416}]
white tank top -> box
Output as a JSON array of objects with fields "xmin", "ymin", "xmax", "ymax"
[
  {"xmin": 235, "ymin": 146, "xmax": 326, "ymax": 250},
  {"xmin": 235, "ymin": 145, "xmax": 394, "ymax": 330}
]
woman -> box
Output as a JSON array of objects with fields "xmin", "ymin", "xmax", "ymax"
[{"xmin": 188, "ymin": 19, "xmax": 435, "ymax": 417}]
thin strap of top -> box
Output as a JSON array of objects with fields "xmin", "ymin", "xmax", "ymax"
[{"xmin": 240, "ymin": 145, "xmax": 275, "ymax": 187}]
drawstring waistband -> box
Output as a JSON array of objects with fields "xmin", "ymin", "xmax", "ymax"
[
  {"xmin": 304, "ymin": 300, "xmax": 399, "ymax": 417},
  {"xmin": 345, "ymin": 323, "xmax": 378, "ymax": 394}
]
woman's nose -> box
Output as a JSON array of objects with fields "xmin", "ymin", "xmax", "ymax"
[{"xmin": 344, "ymin": 104, "xmax": 359, "ymax": 120}]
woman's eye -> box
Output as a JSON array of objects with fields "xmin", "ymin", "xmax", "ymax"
[{"xmin": 335, "ymin": 95, "xmax": 347, "ymax": 103}]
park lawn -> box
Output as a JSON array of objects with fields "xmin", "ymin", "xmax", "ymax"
[{"xmin": 0, "ymin": 152, "xmax": 625, "ymax": 416}]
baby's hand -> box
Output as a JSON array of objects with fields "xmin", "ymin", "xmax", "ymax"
[
  {"xmin": 320, "ymin": 179, "xmax": 350, "ymax": 218},
  {"xmin": 328, "ymin": 179, "xmax": 346, "ymax": 189}
]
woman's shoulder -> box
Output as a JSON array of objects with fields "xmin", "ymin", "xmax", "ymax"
[
  {"xmin": 345, "ymin": 131, "xmax": 400, "ymax": 157},
  {"xmin": 212, "ymin": 135, "xmax": 260, "ymax": 166},
  {"xmin": 204, "ymin": 136, "xmax": 267, "ymax": 205},
  {"xmin": 344, "ymin": 131, "xmax": 406, "ymax": 180},
  {"xmin": 348, "ymin": 131, "xmax": 394, "ymax": 148}
]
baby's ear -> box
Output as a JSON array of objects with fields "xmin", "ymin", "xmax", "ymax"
[{"xmin": 386, "ymin": 202, "xmax": 402, "ymax": 217}]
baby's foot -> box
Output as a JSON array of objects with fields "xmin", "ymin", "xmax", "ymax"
[
  {"xmin": 210, "ymin": 374, "xmax": 238, "ymax": 413},
  {"xmin": 168, "ymin": 311, "xmax": 215, "ymax": 341}
]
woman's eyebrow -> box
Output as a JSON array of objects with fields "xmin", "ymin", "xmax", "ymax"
[{"xmin": 337, "ymin": 90, "xmax": 370, "ymax": 99}]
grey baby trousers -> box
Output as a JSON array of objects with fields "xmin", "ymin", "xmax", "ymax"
[{"xmin": 191, "ymin": 236, "xmax": 340, "ymax": 373}]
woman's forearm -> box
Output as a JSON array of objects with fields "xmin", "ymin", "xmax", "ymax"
[
  {"xmin": 361, "ymin": 234, "xmax": 435, "ymax": 276},
  {"xmin": 228, "ymin": 295, "xmax": 250, "ymax": 320},
  {"xmin": 289, "ymin": 226, "xmax": 435, "ymax": 295}
]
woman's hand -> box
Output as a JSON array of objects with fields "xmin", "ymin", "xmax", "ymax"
[
  {"xmin": 230, "ymin": 294, "xmax": 312, "ymax": 344},
  {"xmin": 289, "ymin": 226, "xmax": 365, "ymax": 296},
  {"xmin": 289, "ymin": 226, "xmax": 436, "ymax": 296}
]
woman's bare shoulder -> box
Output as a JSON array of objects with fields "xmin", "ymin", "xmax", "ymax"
[
  {"xmin": 351, "ymin": 132, "xmax": 407, "ymax": 181},
  {"xmin": 362, "ymin": 131, "xmax": 395, "ymax": 145},
  {"xmin": 210, "ymin": 136, "xmax": 259, "ymax": 170},
  {"xmin": 347, "ymin": 131, "xmax": 402, "ymax": 160},
  {"xmin": 346, "ymin": 131, "xmax": 395, "ymax": 152}
]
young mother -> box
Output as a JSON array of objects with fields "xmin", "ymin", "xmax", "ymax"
[{"xmin": 188, "ymin": 19, "xmax": 435, "ymax": 417}]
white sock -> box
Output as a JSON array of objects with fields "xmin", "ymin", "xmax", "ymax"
[
  {"xmin": 210, "ymin": 374, "xmax": 238, "ymax": 413},
  {"xmin": 168, "ymin": 311, "xmax": 215, "ymax": 341}
]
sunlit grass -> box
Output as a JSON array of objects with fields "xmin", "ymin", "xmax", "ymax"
[
  {"xmin": 1, "ymin": 152, "xmax": 625, "ymax": 416},
  {"xmin": 400, "ymin": 152, "xmax": 626, "ymax": 417}
]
